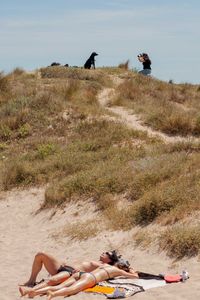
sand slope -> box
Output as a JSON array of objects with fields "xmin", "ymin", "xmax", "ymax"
[{"xmin": 0, "ymin": 188, "xmax": 199, "ymax": 300}]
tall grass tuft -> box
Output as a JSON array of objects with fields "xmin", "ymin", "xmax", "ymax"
[
  {"xmin": 0, "ymin": 72, "xmax": 10, "ymax": 94},
  {"xmin": 159, "ymin": 225, "xmax": 200, "ymax": 258},
  {"xmin": 2, "ymin": 160, "xmax": 36, "ymax": 190},
  {"xmin": 118, "ymin": 60, "xmax": 129, "ymax": 70}
]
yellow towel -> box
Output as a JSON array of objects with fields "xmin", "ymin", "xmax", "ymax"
[{"xmin": 85, "ymin": 285, "xmax": 115, "ymax": 295}]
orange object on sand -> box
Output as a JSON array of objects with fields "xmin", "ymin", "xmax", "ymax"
[{"xmin": 85, "ymin": 285, "xmax": 115, "ymax": 295}]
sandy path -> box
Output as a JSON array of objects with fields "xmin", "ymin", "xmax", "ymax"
[
  {"xmin": 98, "ymin": 81, "xmax": 199, "ymax": 143},
  {"xmin": 0, "ymin": 188, "xmax": 199, "ymax": 299}
]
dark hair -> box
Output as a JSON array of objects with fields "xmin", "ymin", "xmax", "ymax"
[
  {"xmin": 142, "ymin": 53, "xmax": 151, "ymax": 62},
  {"xmin": 106, "ymin": 250, "xmax": 121, "ymax": 265},
  {"xmin": 116, "ymin": 258, "xmax": 130, "ymax": 271}
]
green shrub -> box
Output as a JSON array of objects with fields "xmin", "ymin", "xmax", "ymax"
[
  {"xmin": 18, "ymin": 123, "xmax": 31, "ymax": 138},
  {"xmin": 36, "ymin": 143, "xmax": 56, "ymax": 160}
]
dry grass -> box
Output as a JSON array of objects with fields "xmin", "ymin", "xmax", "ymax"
[
  {"xmin": 2, "ymin": 160, "xmax": 36, "ymax": 189},
  {"xmin": 53, "ymin": 220, "xmax": 100, "ymax": 241},
  {"xmin": 118, "ymin": 60, "xmax": 130, "ymax": 70},
  {"xmin": 40, "ymin": 66, "xmax": 111, "ymax": 86},
  {"xmin": 128, "ymin": 151, "xmax": 200, "ymax": 226},
  {"xmin": 0, "ymin": 72, "xmax": 10, "ymax": 94},
  {"xmin": 112, "ymin": 77, "xmax": 200, "ymax": 136},
  {"xmin": 0, "ymin": 67, "xmax": 200, "ymax": 257},
  {"xmin": 159, "ymin": 225, "xmax": 200, "ymax": 258},
  {"xmin": 133, "ymin": 229, "xmax": 154, "ymax": 249},
  {"xmin": 43, "ymin": 116, "xmax": 150, "ymax": 207}
]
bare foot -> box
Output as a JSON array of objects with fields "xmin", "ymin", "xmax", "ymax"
[
  {"xmin": 27, "ymin": 290, "xmax": 36, "ymax": 298},
  {"xmin": 19, "ymin": 286, "xmax": 29, "ymax": 297},
  {"xmin": 47, "ymin": 291, "xmax": 54, "ymax": 300},
  {"xmin": 19, "ymin": 286, "xmax": 24, "ymax": 297}
]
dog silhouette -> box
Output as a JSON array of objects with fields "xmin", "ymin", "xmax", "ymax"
[
  {"xmin": 84, "ymin": 52, "xmax": 98, "ymax": 69},
  {"xmin": 50, "ymin": 62, "xmax": 61, "ymax": 66}
]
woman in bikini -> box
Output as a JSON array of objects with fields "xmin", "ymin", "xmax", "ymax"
[
  {"xmin": 20, "ymin": 259, "xmax": 139, "ymax": 299},
  {"xmin": 20, "ymin": 250, "xmax": 120, "ymax": 288},
  {"xmin": 19, "ymin": 251, "xmax": 122, "ymax": 297},
  {"xmin": 19, "ymin": 250, "xmax": 120, "ymax": 291}
]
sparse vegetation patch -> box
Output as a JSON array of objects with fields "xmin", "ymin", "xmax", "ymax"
[
  {"xmin": 159, "ymin": 225, "xmax": 200, "ymax": 258},
  {"xmin": 0, "ymin": 67, "xmax": 200, "ymax": 257}
]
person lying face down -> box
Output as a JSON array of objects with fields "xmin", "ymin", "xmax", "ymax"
[
  {"xmin": 19, "ymin": 258, "xmax": 139, "ymax": 299},
  {"xmin": 19, "ymin": 250, "xmax": 121, "ymax": 290}
]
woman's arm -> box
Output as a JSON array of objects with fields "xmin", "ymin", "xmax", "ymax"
[{"xmin": 118, "ymin": 268, "xmax": 139, "ymax": 279}]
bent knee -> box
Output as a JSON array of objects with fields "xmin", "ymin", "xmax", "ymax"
[{"xmin": 35, "ymin": 252, "xmax": 47, "ymax": 259}]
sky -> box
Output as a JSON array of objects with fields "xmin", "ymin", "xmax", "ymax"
[{"xmin": 0, "ymin": 0, "xmax": 200, "ymax": 83}]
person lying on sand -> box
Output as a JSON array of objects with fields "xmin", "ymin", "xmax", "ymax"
[
  {"xmin": 20, "ymin": 250, "xmax": 121, "ymax": 288},
  {"xmin": 19, "ymin": 258, "xmax": 139, "ymax": 299}
]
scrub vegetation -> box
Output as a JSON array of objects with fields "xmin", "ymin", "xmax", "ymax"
[
  {"xmin": 111, "ymin": 76, "xmax": 200, "ymax": 136},
  {"xmin": 0, "ymin": 66, "xmax": 200, "ymax": 257}
]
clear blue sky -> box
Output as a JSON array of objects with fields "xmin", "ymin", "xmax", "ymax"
[{"xmin": 0, "ymin": 0, "xmax": 199, "ymax": 83}]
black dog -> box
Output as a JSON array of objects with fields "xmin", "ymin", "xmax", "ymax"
[
  {"xmin": 50, "ymin": 62, "xmax": 61, "ymax": 66},
  {"xmin": 84, "ymin": 52, "xmax": 98, "ymax": 69}
]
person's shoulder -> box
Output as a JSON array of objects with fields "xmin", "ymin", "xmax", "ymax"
[{"xmin": 90, "ymin": 260, "xmax": 101, "ymax": 267}]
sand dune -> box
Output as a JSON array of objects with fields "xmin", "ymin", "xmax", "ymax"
[{"xmin": 0, "ymin": 188, "xmax": 199, "ymax": 300}]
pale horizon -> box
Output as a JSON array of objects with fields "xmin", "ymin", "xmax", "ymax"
[{"xmin": 0, "ymin": 0, "xmax": 200, "ymax": 84}]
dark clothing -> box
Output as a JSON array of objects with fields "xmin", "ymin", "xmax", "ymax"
[
  {"xmin": 137, "ymin": 272, "xmax": 163, "ymax": 280},
  {"xmin": 143, "ymin": 59, "xmax": 151, "ymax": 70},
  {"xmin": 84, "ymin": 52, "xmax": 98, "ymax": 69},
  {"xmin": 57, "ymin": 265, "xmax": 75, "ymax": 275}
]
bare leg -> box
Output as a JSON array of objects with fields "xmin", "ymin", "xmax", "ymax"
[
  {"xmin": 33, "ymin": 271, "xmax": 71, "ymax": 290},
  {"xmin": 46, "ymin": 275, "xmax": 95, "ymax": 299},
  {"xmin": 21, "ymin": 252, "xmax": 62, "ymax": 287},
  {"xmin": 19, "ymin": 271, "xmax": 72, "ymax": 296},
  {"xmin": 25, "ymin": 277, "xmax": 77, "ymax": 298}
]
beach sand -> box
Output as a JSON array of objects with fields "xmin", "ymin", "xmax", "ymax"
[{"xmin": 0, "ymin": 187, "xmax": 199, "ymax": 300}]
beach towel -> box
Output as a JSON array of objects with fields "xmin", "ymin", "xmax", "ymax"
[
  {"xmin": 85, "ymin": 283, "xmax": 144, "ymax": 298},
  {"xmin": 85, "ymin": 285, "xmax": 115, "ymax": 295},
  {"xmin": 85, "ymin": 271, "xmax": 189, "ymax": 298},
  {"xmin": 102, "ymin": 277, "xmax": 166, "ymax": 291}
]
